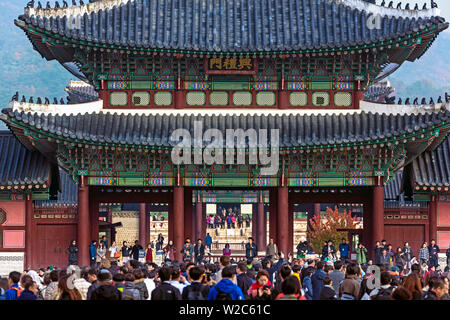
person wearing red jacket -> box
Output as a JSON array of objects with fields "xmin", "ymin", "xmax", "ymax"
[{"xmin": 247, "ymin": 270, "xmax": 272, "ymax": 300}]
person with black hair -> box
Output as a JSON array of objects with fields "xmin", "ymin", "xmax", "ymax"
[
  {"xmin": 130, "ymin": 240, "xmax": 144, "ymax": 261},
  {"xmin": 329, "ymin": 260, "xmax": 345, "ymax": 295},
  {"xmin": 67, "ymin": 240, "xmax": 78, "ymax": 266},
  {"xmin": 121, "ymin": 273, "xmax": 140, "ymax": 300},
  {"xmin": 207, "ymin": 266, "xmax": 244, "ymax": 300},
  {"xmin": 302, "ymin": 266, "xmax": 315, "ymax": 300},
  {"xmin": 86, "ymin": 268, "xmax": 99, "ymax": 300},
  {"xmin": 370, "ymin": 271, "xmax": 396, "ymax": 300},
  {"xmin": 339, "ymin": 263, "xmax": 361, "ymax": 300},
  {"xmin": 271, "ymin": 264, "xmax": 293, "ymax": 299},
  {"xmin": 89, "ymin": 240, "xmax": 97, "ymax": 268},
  {"xmin": 133, "ymin": 269, "xmax": 149, "ymax": 300},
  {"xmin": 182, "ymin": 266, "xmax": 210, "ymax": 300},
  {"xmin": 236, "ymin": 262, "xmax": 253, "ymax": 300},
  {"xmin": 194, "ymin": 239, "xmax": 205, "ymax": 264},
  {"xmin": 311, "ymin": 261, "xmax": 327, "ymax": 300},
  {"xmin": 423, "ymin": 277, "xmax": 446, "ymax": 300},
  {"xmin": 90, "ymin": 270, "xmax": 121, "ymax": 300},
  {"xmin": 245, "ymin": 237, "xmax": 258, "ymax": 260},
  {"xmin": 276, "ymin": 275, "xmax": 306, "ymax": 300},
  {"xmin": 151, "ymin": 267, "xmax": 181, "ymax": 300},
  {"xmin": 320, "ymin": 276, "xmax": 337, "ymax": 300},
  {"xmin": 121, "ymin": 241, "xmax": 131, "ymax": 264},
  {"xmin": 428, "ymin": 240, "xmax": 440, "ymax": 268}
]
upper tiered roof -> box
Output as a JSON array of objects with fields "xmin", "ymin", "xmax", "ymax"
[{"xmin": 17, "ymin": 0, "xmax": 448, "ymax": 56}]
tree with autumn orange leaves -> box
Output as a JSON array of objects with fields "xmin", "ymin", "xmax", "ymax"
[{"xmin": 308, "ymin": 206, "xmax": 358, "ymax": 254}]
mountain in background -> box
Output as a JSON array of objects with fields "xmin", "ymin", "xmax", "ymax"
[{"xmin": 0, "ymin": 1, "xmax": 449, "ymax": 131}]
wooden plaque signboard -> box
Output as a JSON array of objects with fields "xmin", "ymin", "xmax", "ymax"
[{"xmin": 206, "ymin": 57, "xmax": 257, "ymax": 74}]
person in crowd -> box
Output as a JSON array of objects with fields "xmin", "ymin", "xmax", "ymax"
[
  {"xmin": 67, "ymin": 240, "xmax": 78, "ymax": 266},
  {"xmin": 356, "ymin": 243, "xmax": 368, "ymax": 266},
  {"xmin": 132, "ymin": 269, "xmax": 149, "ymax": 300},
  {"xmin": 266, "ymin": 238, "xmax": 279, "ymax": 261},
  {"xmin": 182, "ymin": 266, "xmax": 210, "ymax": 300},
  {"xmin": 394, "ymin": 247, "xmax": 405, "ymax": 271},
  {"xmin": 302, "ymin": 266, "xmax": 314, "ymax": 300},
  {"xmin": 275, "ymin": 275, "xmax": 305, "ymax": 300},
  {"xmin": 145, "ymin": 243, "xmax": 153, "ymax": 263},
  {"xmin": 247, "ymin": 270, "xmax": 272, "ymax": 300},
  {"xmin": 57, "ymin": 275, "xmax": 82, "ymax": 300},
  {"xmin": 423, "ymin": 277, "xmax": 446, "ymax": 300},
  {"xmin": 143, "ymin": 269, "xmax": 156, "ymax": 299},
  {"xmin": 245, "ymin": 237, "xmax": 258, "ymax": 260},
  {"xmin": 402, "ymin": 242, "xmax": 414, "ymax": 269},
  {"xmin": 386, "ymin": 244, "xmax": 395, "ymax": 266},
  {"xmin": 130, "ymin": 240, "xmax": 144, "ymax": 261},
  {"xmin": 43, "ymin": 270, "xmax": 59, "ymax": 300},
  {"xmin": 86, "ymin": 268, "xmax": 99, "ymax": 300},
  {"xmin": 320, "ymin": 276, "xmax": 337, "ymax": 300},
  {"xmin": 169, "ymin": 266, "xmax": 189, "ymax": 295},
  {"xmin": 428, "ymin": 240, "xmax": 440, "ymax": 268},
  {"xmin": 89, "ymin": 240, "xmax": 97, "ymax": 268},
  {"xmin": 271, "ymin": 265, "xmax": 292, "ymax": 299},
  {"xmin": 96, "ymin": 242, "xmax": 107, "ymax": 267},
  {"xmin": 90, "ymin": 270, "xmax": 121, "ymax": 300},
  {"xmin": 236, "ymin": 261, "xmax": 254, "ymax": 300},
  {"xmin": 17, "ymin": 281, "xmax": 38, "ymax": 301},
  {"xmin": 379, "ymin": 248, "xmax": 390, "ymax": 266},
  {"xmin": 374, "ymin": 241, "xmax": 383, "ymax": 265},
  {"xmin": 181, "ymin": 240, "xmax": 194, "ymax": 263},
  {"xmin": 0, "ymin": 278, "xmax": 9, "ymax": 300},
  {"xmin": 402, "ymin": 273, "xmax": 423, "ymax": 300},
  {"xmin": 339, "ymin": 263, "xmax": 361, "ymax": 300},
  {"xmin": 370, "ymin": 271, "xmax": 396, "ymax": 300},
  {"xmin": 208, "ymin": 266, "xmax": 244, "ymax": 300},
  {"xmin": 164, "ymin": 240, "xmax": 176, "ymax": 261},
  {"xmin": 391, "ymin": 286, "xmax": 413, "ymax": 300},
  {"xmin": 100, "ymin": 235, "xmax": 108, "ymax": 249},
  {"xmin": 151, "ymin": 267, "xmax": 181, "ymax": 300},
  {"xmin": 205, "ymin": 233, "xmax": 212, "ymax": 249},
  {"xmin": 339, "ymin": 239, "xmax": 349, "ymax": 261},
  {"xmin": 194, "ymin": 239, "xmax": 205, "ymax": 264},
  {"xmin": 109, "ymin": 241, "xmax": 119, "ymax": 263},
  {"xmin": 223, "ymin": 243, "xmax": 231, "ymax": 256},
  {"xmin": 296, "ymin": 241, "xmax": 311, "ymax": 259},
  {"xmin": 311, "ymin": 261, "xmax": 327, "ymax": 300},
  {"xmin": 121, "ymin": 241, "xmax": 131, "ymax": 264},
  {"xmin": 329, "ymin": 260, "xmax": 345, "ymax": 295},
  {"xmin": 73, "ymin": 267, "xmax": 91, "ymax": 300},
  {"xmin": 120, "ymin": 273, "xmax": 141, "ymax": 300},
  {"xmin": 419, "ymin": 242, "xmax": 430, "ymax": 266}
]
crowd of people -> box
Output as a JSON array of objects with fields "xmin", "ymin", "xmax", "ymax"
[
  {"xmin": 1, "ymin": 233, "xmax": 449, "ymax": 301},
  {"xmin": 206, "ymin": 207, "xmax": 251, "ymax": 229}
]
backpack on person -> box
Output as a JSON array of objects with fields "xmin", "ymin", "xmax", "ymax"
[
  {"xmin": 186, "ymin": 286, "xmax": 205, "ymax": 301},
  {"xmin": 372, "ymin": 286, "xmax": 394, "ymax": 300},
  {"xmin": 340, "ymin": 293, "xmax": 355, "ymax": 300},
  {"xmin": 215, "ymin": 287, "xmax": 232, "ymax": 300},
  {"xmin": 12, "ymin": 287, "xmax": 23, "ymax": 298}
]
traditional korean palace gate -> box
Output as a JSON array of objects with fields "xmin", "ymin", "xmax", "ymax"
[{"xmin": 3, "ymin": 110, "xmax": 449, "ymax": 265}]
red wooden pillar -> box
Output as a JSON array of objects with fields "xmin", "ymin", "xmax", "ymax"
[
  {"xmin": 372, "ymin": 176, "xmax": 385, "ymax": 255},
  {"xmin": 269, "ymin": 188, "xmax": 277, "ymax": 242},
  {"xmin": 168, "ymin": 197, "xmax": 174, "ymax": 242},
  {"xmin": 288, "ymin": 197, "xmax": 293, "ymax": 255},
  {"xmin": 25, "ymin": 194, "xmax": 33, "ymax": 269},
  {"xmin": 78, "ymin": 176, "xmax": 90, "ymax": 267},
  {"xmin": 173, "ymin": 170, "xmax": 185, "ymax": 261},
  {"xmin": 145, "ymin": 204, "xmax": 151, "ymax": 246},
  {"xmin": 429, "ymin": 195, "xmax": 437, "ymax": 243},
  {"xmin": 201, "ymin": 203, "xmax": 207, "ymax": 241},
  {"xmin": 277, "ymin": 186, "xmax": 289, "ymax": 256},
  {"xmin": 89, "ymin": 197, "xmax": 99, "ymax": 243},
  {"xmin": 257, "ymin": 191, "xmax": 266, "ymax": 252},
  {"xmin": 139, "ymin": 203, "xmax": 146, "ymax": 246},
  {"xmin": 195, "ymin": 191, "xmax": 203, "ymax": 241},
  {"xmin": 184, "ymin": 188, "xmax": 193, "ymax": 241}
]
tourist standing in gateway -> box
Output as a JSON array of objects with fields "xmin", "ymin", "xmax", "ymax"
[{"xmin": 245, "ymin": 237, "xmax": 258, "ymax": 260}]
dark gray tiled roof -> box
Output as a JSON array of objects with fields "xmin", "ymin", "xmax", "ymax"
[
  {"xmin": 384, "ymin": 169, "xmax": 403, "ymax": 200},
  {"xmin": 2, "ymin": 109, "xmax": 449, "ymax": 148},
  {"xmin": 19, "ymin": 0, "xmax": 447, "ymax": 53},
  {"xmin": 412, "ymin": 135, "xmax": 450, "ymax": 187},
  {"xmin": 0, "ymin": 131, "xmax": 51, "ymax": 187},
  {"xmin": 35, "ymin": 168, "xmax": 78, "ymax": 206}
]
